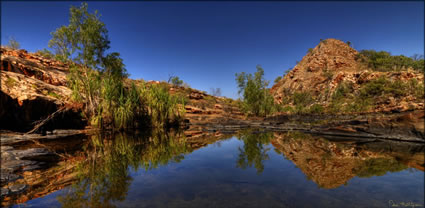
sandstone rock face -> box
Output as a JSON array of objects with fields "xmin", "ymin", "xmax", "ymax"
[
  {"xmin": 167, "ymin": 85, "xmax": 248, "ymax": 126},
  {"xmin": 1, "ymin": 47, "xmax": 85, "ymax": 132},
  {"xmin": 270, "ymin": 39, "xmax": 424, "ymax": 113},
  {"xmin": 1, "ymin": 48, "xmax": 69, "ymax": 86}
]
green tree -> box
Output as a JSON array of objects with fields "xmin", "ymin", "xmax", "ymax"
[
  {"xmin": 346, "ymin": 41, "xmax": 351, "ymax": 47},
  {"xmin": 7, "ymin": 36, "xmax": 20, "ymax": 49},
  {"xmin": 168, "ymin": 75, "xmax": 184, "ymax": 87},
  {"xmin": 49, "ymin": 3, "xmax": 135, "ymax": 129},
  {"xmin": 274, "ymin": 76, "xmax": 282, "ymax": 84},
  {"xmin": 235, "ymin": 65, "xmax": 279, "ymax": 116}
]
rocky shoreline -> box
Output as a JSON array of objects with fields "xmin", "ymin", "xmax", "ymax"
[{"xmin": 189, "ymin": 110, "xmax": 424, "ymax": 142}]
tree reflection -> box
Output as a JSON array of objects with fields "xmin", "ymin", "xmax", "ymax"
[
  {"xmin": 236, "ymin": 130, "xmax": 273, "ymax": 174},
  {"xmin": 57, "ymin": 129, "xmax": 193, "ymax": 207}
]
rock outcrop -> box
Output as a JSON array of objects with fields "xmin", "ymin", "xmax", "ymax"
[
  {"xmin": 1, "ymin": 47, "xmax": 85, "ymax": 132},
  {"xmin": 270, "ymin": 39, "xmax": 424, "ymax": 113}
]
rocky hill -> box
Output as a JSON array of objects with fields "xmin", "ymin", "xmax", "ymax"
[
  {"xmin": 270, "ymin": 39, "xmax": 424, "ymax": 113},
  {"xmin": 0, "ymin": 47, "xmax": 245, "ymax": 132}
]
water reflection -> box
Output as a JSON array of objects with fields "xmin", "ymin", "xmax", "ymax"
[
  {"xmin": 55, "ymin": 130, "xmax": 233, "ymax": 208},
  {"xmin": 5, "ymin": 129, "xmax": 424, "ymax": 207},
  {"xmin": 271, "ymin": 131, "xmax": 424, "ymax": 189},
  {"xmin": 235, "ymin": 130, "xmax": 273, "ymax": 174}
]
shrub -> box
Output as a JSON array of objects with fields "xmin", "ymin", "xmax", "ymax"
[
  {"xmin": 346, "ymin": 41, "xmax": 351, "ymax": 47},
  {"xmin": 408, "ymin": 78, "xmax": 424, "ymax": 99},
  {"xmin": 345, "ymin": 97, "xmax": 372, "ymax": 112},
  {"xmin": 281, "ymin": 105, "xmax": 294, "ymax": 113},
  {"xmin": 332, "ymin": 82, "xmax": 352, "ymax": 100},
  {"xmin": 168, "ymin": 75, "xmax": 184, "ymax": 87},
  {"xmin": 357, "ymin": 50, "xmax": 424, "ymax": 72},
  {"xmin": 308, "ymin": 104, "xmax": 324, "ymax": 114},
  {"xmin": 144, "ymin": 84, "xmax": 186, "ymax": 127},
  {"xmin": 274, "ymin": 76, "xmax": 282, "ymax": 84},
  {"xmin": 291, "ymin": 92, "xmax": 313, "ymax": 114},
  {"xmin": 235, "ymin": 65, "xmax": 280, "ymax": 116},
  {"xmin": 35, "ymin": 49, "xmax": 54, "ymax": 59},
  {"xmin": 322, "ymin": 69, "xmax": 334, "ymax": 80},
  {"xmin": 7, "ymin": 37, "xmax": 20, "ymax": 50},
  {"xmin": 359, "ymin": 76, "xmax": 408, "ymax": 99},
  {"xmin": 359, "ymin": 77, "xmax": 388, "ymax": 98},
  {"xmin": 292, "ymin": 92, "xmax": 313, "ymax": 106}
]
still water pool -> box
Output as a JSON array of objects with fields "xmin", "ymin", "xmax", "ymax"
[{"xmin": 10, "ymin": 130, "xmax": 425, "ymax": 208}]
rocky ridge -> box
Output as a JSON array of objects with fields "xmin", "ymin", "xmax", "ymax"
[{"xmin": 270, "ymin": 39, "xmax": 424, "ymax": 113}]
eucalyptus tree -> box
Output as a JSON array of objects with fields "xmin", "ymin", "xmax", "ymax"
[
  {"xmin": 49, "ymin": 3, "xmax": 129, "ymax": 127},
  {"xmin": 235, "ymin": 65, "xmax": 279, "ymax": 116}
]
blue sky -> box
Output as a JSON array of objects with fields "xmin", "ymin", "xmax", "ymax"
[{"xmin": 2, "ymin": 1, "xmax": 424, "ymax": 98}]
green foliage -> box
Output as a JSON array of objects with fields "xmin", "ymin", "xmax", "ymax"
[
  {"xmin": 308, "ymin": 104, "xmax": 324, "ymax": 114},
  {"xmin": 322, "ymin": 69, "xmax": 334, "ymax": 80},
  {"xmin": 50, "ymin": 2, "xmax": 117, "ymax": 119},
  {"xmin": 236, "ymin": 130, "xmax": 273, "ymax": 174},
  {"xmin": 49, "ymin": 3, "xmax": 157, "ymax": 130},
  {"xmin": 7, "ymin": 36, "xmax": 20, "ymax": 50},
  {"xmin": 292, "ymin": 92, "xmax": 313, "ymax": 106},
  {"xmin": 168, "ymin": 75, "xmax": 184, "ymax": 87},
  {"xmin": 357, "ymin": 50, "xmax": 424, "ymax": 72},
  {"xmin": 235, "ymin": 65, "xmax": 279, "ymax": 116},
  {"xmin": 358, "ymin": 76, "xmax": 408, "ymax": 99},
  {"xmin": 48, "ymin": 91, "xmax": 61, "ymax": 99},
  {"xmin": 49, "ymin": 2, "xmax": 110, "ymax": 67},
  {"xmin": 408, "ymin": 78, "xmax": 424, "ymax": 99},
  {"xmin": 345, "ymin": 97, "xmax": 372, "ymax": 113},
  {"xmin": 143, "ymin": 84, "xmax": 186, "ymax": 127},
  {"xmin": 280, "ymin": 105, "xmax": 294, "ymax": 113},
  {"xmin": 274, "ymin": 76, "xmax": 282, "ymax": 84},
  {"xmin": 35, "ymin": 49, "xmax": 54, "ymax": 59},
  {"xmin": 114, "ymin": 85, "xmax": 140, "ymax": 130},
  {"xmin": 58, "ymin": 131, "xmax": 192, "ymax": 207},
  {"xmin": 355, "ymin": 158, "xmax": 408, "ymax": 178},
  {"xmin": 332, "ymin": 82, "xmax": 353, "ymax": 101},
  {"xmin": 287, "ymin": 92, "xmax": 314, "ymax": 114},
  {"xmin": 5, "ymin": 77, "xmax": 17, "ymax": 88},
  {"xmin": 307, "ymin": 48, "xmax": 313, "ymax": 53},
  {"xmin": 346, "ymin": 41, "xmax": 351, "ymax": 47}
]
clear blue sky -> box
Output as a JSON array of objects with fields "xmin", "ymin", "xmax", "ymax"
[{"xmin": 2, "ymin": 1, "xmax": 424, "ymax": 98}]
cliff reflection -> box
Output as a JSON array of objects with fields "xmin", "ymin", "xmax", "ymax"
[{"xmin": 271, "ymin": 131, "xmax": 424, "ymax": 189}]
